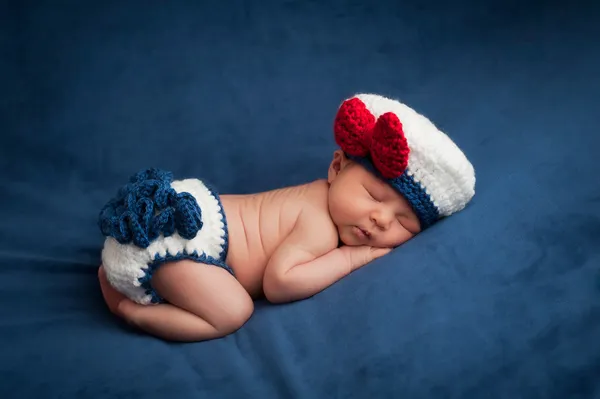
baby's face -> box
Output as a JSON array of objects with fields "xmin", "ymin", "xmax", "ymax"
[{"xmin": 327, "ymin": 151, "xmax": 421, "ymax": 248}]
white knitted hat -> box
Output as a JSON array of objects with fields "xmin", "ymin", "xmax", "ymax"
[{"xmin": 334, "ymin": 93, "xmax": 475, "ymax": 229}]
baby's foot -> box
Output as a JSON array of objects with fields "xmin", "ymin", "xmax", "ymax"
[{"xmin": 98, "ymin": 266, "xmax": 128, "ymax": 317}]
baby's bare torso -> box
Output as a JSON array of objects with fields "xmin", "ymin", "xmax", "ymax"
[{"xmin": 219, "ymin": 179, "xmax": 337, "ymax": 298}]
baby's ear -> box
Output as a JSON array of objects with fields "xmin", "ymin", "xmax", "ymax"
[{"xmin": 327, "ymin": 150, "xmax": 347, "ymax": 183}]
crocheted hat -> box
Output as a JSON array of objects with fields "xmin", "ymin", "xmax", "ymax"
[{"xmin": 333, "ymin": 93, "xmax": 475, "ymax": 229}]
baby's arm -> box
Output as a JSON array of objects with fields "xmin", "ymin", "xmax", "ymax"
[{"xmin": 262, "ymin": 212, "xmax": 391, "ymax": 303}]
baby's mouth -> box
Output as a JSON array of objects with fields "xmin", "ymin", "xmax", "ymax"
[{"xmin": 355, "ymin": 226, "xmax": 371, "ymax": 240}]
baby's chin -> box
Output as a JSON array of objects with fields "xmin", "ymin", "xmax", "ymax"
[{"xmin": 338, "ymin": 227, "xmax": 362, "ymax": 246}]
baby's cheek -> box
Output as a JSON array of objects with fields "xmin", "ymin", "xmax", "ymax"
[
  {"xmin": 340, "ymin": 227, "xmax": 358, "ymax": 246},
  {"xmin": 329, "ymin": 203, "xmax": 348, "ymax": 225},
  {"xmin": 384, "ymin": 229, "xmax": 410, "ymax": 247}
]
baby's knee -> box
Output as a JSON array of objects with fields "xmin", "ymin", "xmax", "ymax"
[{"xmin": 217, "ymin": 294, "xmax": 254, "ymax": 334}]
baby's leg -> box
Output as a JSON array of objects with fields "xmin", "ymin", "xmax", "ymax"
[{"xmin": 119, "ymin": 260, "xmax": 253, "ymax": 342}]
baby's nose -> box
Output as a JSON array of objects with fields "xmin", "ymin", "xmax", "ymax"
[{"xmin": 373, "ymin": 208, "xmax": 393, "ymax": 229}]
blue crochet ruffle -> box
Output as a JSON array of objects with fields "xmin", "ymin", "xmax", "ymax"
[{"xmin": 98, "ymin": 168, "xmax": 203, "ymax": 248}]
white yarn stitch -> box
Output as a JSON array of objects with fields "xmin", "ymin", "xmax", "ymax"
[{"xmin": 354, "ymin": 93, "xmax": 476, "ymax": 218}]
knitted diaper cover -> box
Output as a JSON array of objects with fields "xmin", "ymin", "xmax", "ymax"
[{"xmin": 98, "ymin": 168, "xmax": 231, "ymax": 305}]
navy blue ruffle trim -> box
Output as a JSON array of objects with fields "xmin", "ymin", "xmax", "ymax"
[
  {"xmin": 139, "ymin": 251, "xmax": 235, "ymax": 304},
  {"xmin": 98, "ymin": 168, "xmax": 204, "ymax": 248}
]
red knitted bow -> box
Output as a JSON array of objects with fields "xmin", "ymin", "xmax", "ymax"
[{"xmin": 333, "ymin": 97, "xmax": 410, "ymax": 179}]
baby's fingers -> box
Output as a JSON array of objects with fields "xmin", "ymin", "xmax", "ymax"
[{"xmin": 370, "ymin": 247, "xmax": 392, "ymax": 260}]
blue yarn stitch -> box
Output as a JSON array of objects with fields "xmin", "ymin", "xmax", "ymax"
[
  {"xmin": 389, "ymin": 173, "xmax": 439, "ymax": 229},
  {"xmin": 98, "ymin": 168, "xmax": 204, "ymax": 248},
  {"xmin": 348, "ymin": 155, "xmax": 440, "ymax": 229},
  {"xmin": 202, "ymin": 178, "xmax": 230, "ymax": 261},
  {"xmin": 140, "ymin": 251, "xmax": 235, "ymax": 304}
]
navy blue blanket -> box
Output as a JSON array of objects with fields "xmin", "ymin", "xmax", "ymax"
[{"xmin": 2, "ymin": 1, "xmax": 599, "ymax": 398}]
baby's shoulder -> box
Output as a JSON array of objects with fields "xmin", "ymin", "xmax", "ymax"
[
  {"xmin": 297, "ymin": 179, "xmax": 330, "ymax": 215},
  {"xmin": 294, "ymin": 180, "xmax": 338, "ymax": 247}
]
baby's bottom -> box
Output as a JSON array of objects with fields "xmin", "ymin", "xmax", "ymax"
[{"xmin": 100, "ymin": 260, "xmax": 253, "ymax": 342}]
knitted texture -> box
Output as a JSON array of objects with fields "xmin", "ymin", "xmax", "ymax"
[
  {"xmin": 333, "ymin": 97, "xmax": 376, "ymax": 157},
  {"xmin": 334, "ymin": 93, "xmax": 476, "ymax": 228},
  {"xmin": 99, "ymin": 171, "xmax": 230, "ymax": 305},
  {"xmin": 335, "ymin": 97, "xmax": 410, "ymax": 179},
  {"xmin": 98, "ymin": 168, "xmax": 203, "ymax": 248}
]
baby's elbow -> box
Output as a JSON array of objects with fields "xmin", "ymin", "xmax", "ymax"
[
  {"xmin": 264, "ymin": 291, "xmax": 287, "ymax": 304},
  {"xmin": 263, "ymin": 273, "xmax": 292, "ymax": 304}
]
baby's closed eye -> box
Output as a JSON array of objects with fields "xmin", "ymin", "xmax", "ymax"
[
  {"xmin": 365, "ymin": 187, "xmax": 380, "ymax": 202},
  {"xmin": 397, "ymin": 214, "xmax": 420, "ymax": 234},
  {"xmin": 365, "ymin": 183, "xmax": 388, "ymax": 201}
]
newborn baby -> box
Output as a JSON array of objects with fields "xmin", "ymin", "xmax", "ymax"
[{"xmin": 97, "ymin": 93, "xmax": 476, "ymax": 342}]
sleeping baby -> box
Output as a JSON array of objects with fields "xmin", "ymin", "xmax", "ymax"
[{"xmin": 97, "ymin": 93, "xmax": 476, "ymax": 342}]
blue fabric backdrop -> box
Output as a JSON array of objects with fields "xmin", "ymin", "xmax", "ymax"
[{"xmin": 1, "ymin": 0, "xmax": 599, "ymax": 398}]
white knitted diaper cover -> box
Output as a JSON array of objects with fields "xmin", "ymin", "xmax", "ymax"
[{"xmin": 98, "ymin": 168, "xmax": 231, "ymax": 305}]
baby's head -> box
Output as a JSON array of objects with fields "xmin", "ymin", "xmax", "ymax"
[{"xmin": 327, "ymin": 93, "xmax": 476, "ymax": 248}]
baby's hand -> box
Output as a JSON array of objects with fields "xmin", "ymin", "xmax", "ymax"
[{"xmin": 339, "ymin": 245, "xmax": 392, "ymax": 272}]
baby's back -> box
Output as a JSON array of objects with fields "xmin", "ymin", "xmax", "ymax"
[{"xmin": 220, "ymin": 179, "xmax": 335, "ymax": 298}]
